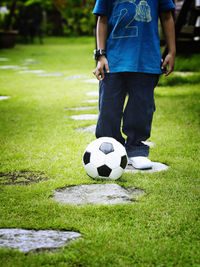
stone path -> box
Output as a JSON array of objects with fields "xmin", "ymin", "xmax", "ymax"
[
  {"xmin": 22, "ymin": 59, "xmax": 41, "ymax": 65},
  {"xmin": 0, "ymin": 65, "xmax": 28, "ymax": 71},
  {"xmin": 70, "ymin": 114, "xmax": 98, "ymax": 120},
  {"xmin": 37, "ymin": 73, "xmax": 63, "ymax": 77},
  {"xmin": 77, "ymin": 124, "xmax": 96, "ymax": 133},
  {"xmin": 173, "ymin": 71, "xmax": 196, "ymax": 77},
  {"xmin": 0, "ymin": 58, "xmax": 9, "ymax": 61},
  {"xmin": 66, "ymin": 106, "xmax": 96, "ymax": 111},
  {"xmin": 85, "ymin": 99, "xmax": 98, "ymax": 103},
  {"xmin": 85, "ymin": 79, "xmax": 99, "ymax": 84},
  {"xmin": 0, "ymin": 229, "xmax": 81, "ymax": 253},
  {"xmin": 86, "ymin": 91, "xmax": 98, "ymax": 96},
  {"xmin": 126, "ymin": 162, "xmax": 168, "ymax": 173},
  {"xmin": 0, "ymin": 96, "xmax": 10, "ymax": 101},
  {"xmin": 64, "ymin": 75, "xmax": 88, "ymax": 80},
  {"xmin": 53, "ymin": 184, "xmax": 143, "ymax": 205},
  {"xmin": 0, "ymin": 65, "xmax": 19, "ymax": 70},
  {"xmin": 19, "ymin": 70, "xmax": 45, "ymax": 74}
]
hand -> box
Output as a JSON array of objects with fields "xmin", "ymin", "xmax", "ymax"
[
  {"xmin": 93, "ymin": 56, "xmax": 109, "ymax": 81},
  {"xmin": 161, "ymin": 53, "xmax": 175, "ymax": 76}
]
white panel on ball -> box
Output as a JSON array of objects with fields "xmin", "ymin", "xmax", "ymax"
[
  {"xmin": 90, "ymin": 151, "xmax": 105, "ymax": 167},
  {"xmin": 105, "ymin": 152, "xmax": 121, "ymax": 169},
  {"xmin": 109, "ymin": 168, "xmax": 124, "ymax": 180},
  {"xmin": 84, "ymin": 163, "xmax": 98, "ymax": 178}
]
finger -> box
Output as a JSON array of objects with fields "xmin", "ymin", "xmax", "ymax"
[
  {"xmin": 161, "ymin": 58, "xmax": 168, "ymax": 69},
  {"xmin": 161, "ymin": 58, "xmax": 168, "ymax": 74},
  {"xmin": 97, "ymin": 66, "xmax": 105, "ymax": 81},
  {"xmin": 165, "ymin": 65, "xmax": 173, "ymax": 76},
  {"xmin": 93, "ymin": 69, "xmax": 101, "ymax": 81},
  {"xmin": 100, "ymin": 69, "xmax": 105, "ymax": 80},
  {"xmin": 105, "ymin": 62, "xmax": 110, "ymax": 73},
  {"xmin": 97, "ymin": 69, "xmax": 103, "ymax": 81}
]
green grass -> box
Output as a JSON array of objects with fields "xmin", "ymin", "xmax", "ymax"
[{"xmin": 0, "ymin": 37, "xmax": 200, "ymax": 266}]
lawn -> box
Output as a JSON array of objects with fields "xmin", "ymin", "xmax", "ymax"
[{"xmin": 0, "ymin": 37, "xmax": 200, "ymax": 266}]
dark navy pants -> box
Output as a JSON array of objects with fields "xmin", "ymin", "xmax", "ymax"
[{"xmin": 95, "ymin": 72, "xmax": 159, "ymax": 157}]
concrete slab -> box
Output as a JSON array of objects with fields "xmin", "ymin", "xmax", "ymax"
[
  {"xmin": 173, "ymin": 71, "xmax": 196, "ymax": 77},
  {"xmin": 65, "ymin": 107, "xmax": 96, "ymax": 111},
  {"xmin": 86, "ymin": 91, "xmax": 98, "ymax": 96},
  {"xmin": 53, "ymin": 184, "xmax": 144, "ymax": 205},
  {"xmin": 0, "ymin": 229, "xmax": 81, "ymax": 253},
  {"xmin": 0, "ymin": 65, "xmax": 28, "ymax": 71},
  {"xmin": 85, "ymin": 100, "xmax": 98, "ymax": 103},
  {"xmin": 0, "ymin": 58, "xmax": 9, "ymax": 61},
  {"xmin": 85, "ymin": 79, "xmax": 99, "ymax": 84},
  {"xmin": 64, "ymin": 75, "xmax": 88, "ymax": 80},
  {"xmin": 19, "ymin": 70, "xmax": 45, "ymax": 74},
  {"xmin": 22, "ymin": 59, "xmax": 41, "ymax": 65},
  {"xmin": 126, "ymin": 162, "xmax": 169, "ymax": 173},
  {"xmin": 0, "ymin": 96, "xmax": 10, "ymax": 101},
  {"xmin": 0, "ymin": 65, "xmax": 19, "ymax": 69},
  {"xmin": 37, "ymin": 73, "xmax": 63, "ymax": 77},
  {"xmin": 70, "ymin": 114, "xmax": 98, "ymax": 120},
  {"xmin": 77, "ymin": 124, "xmax": 96, "ymax": 133}
]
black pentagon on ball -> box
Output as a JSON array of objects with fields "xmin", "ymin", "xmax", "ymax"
[
  {"xmin": 97, "ymin": 165, "xmax": 112, "ymax": 177},
  {"xmin": 99, "ymin": 142, "xmax": 114, "ymax": 155},
  {"xmin": 83, "ymin": 151, "xmax": 91, "ymax": 165},
  {"xmin": 120, "ymin": 155, "xmax": 128, "ymax": 169}
]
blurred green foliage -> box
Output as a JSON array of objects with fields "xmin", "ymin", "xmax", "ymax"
[
  {"xmin": 0, "ymin": 0, "xmax": 96, "ymax": 36},
  {"xmin": 54, "ymin": 0, "xmax": 96, "ymax": 36}
]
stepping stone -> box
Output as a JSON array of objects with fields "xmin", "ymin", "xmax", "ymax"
[
  {"xmin": 0, "ymin": 58, "xmax": 9, "ymax": 61},
  {"xmin": 37, "ymin": 73, "xmax": 63, "ymax": 77},
  {"xmin": 70, "ymin": 114, "xmax": 98, "ymax": 120},
  {"xmin": 64, "ymin": 75, "xmax": 88, "ymax": 80},
  {"xmin": 22, "ymin": 59, "xmax": 41, "ymax": 65},
  {"xmin": 19, "ymin": 70, "xmax": 45, "ymax": 74},
  {"xmin": 0, "ymin": 229, "xmax": 81, "ymax": 253},
  {"xmin": 0, "ymin": 65, "xmax": 28, "ymax": 71},
  {"xmin": 85, "ymin": 79, "xmax": 99, "ymax": 84},
  {"xmin": 126, "ymin": 162, "xmax": 168, "ymax": 173},
  {"xmin": 0, "ymin": 65, "xmax": 19, "ymax": 69},
  {"xmin": 85, "ymin": 100, "xmax": 98, "ymax": 103},
  {"xmin": 65, "ymin": 106, "xmax": 96, "ymax": 111},
  {"xmin": 16, "ymin": 67, "xmax": 28, "ymax": 71},
  {"xmin": 77, "ymin": 124, "xmax": 96, "ymax": 133},
  {"xmin": 0, "ymin": 96, "xmax": 10, "ymax": 101},
  {"xmin": 53, "ymin": 184, "xmax": 144, "ymax": 205},
  {"xmin": 173, "ymin": 71, "xmax": 196, "ymax": 77},
  {"xmin": 86, "ymin": 91, "xmax": 98, "ymax": 96}
]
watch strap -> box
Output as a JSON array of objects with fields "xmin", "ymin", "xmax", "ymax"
[{"xmin": 93, "ymin": 49, "xmax": 107, "ymax": 60}]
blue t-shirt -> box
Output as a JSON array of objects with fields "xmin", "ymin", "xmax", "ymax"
[{"xmin": 93, "ymin": 0, "xmax": 175, "ymax": 74}]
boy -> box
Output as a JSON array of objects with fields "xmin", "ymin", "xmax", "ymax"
[{"xmin": 93, "ymin": 0, "xmax": 176, "ymax": 169}]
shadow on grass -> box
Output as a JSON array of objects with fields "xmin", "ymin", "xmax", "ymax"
[{"xmin": 158, "ymin": 73, "xmax": 200, "ymax": 87}]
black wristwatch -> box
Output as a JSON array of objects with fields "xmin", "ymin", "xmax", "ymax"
[{"xmin": 93, "ymin": 49, "xmax": 107, "ymax": 60}]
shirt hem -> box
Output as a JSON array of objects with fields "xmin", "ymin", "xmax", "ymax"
[
  {"xmin": 93, "ymin": 8, "xmax": 108, "ymax": 16},
  {"xmin": 108, "ymin": 67, "xmax": 163, "ymax": 75}
]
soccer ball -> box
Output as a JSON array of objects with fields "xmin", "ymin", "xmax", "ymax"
[{"xmin": 83, "ymin": 137, "xmax": 128, "ymax": 180}]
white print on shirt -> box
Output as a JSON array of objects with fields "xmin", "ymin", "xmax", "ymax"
[
  {"xmin": 112, "ymin": 0, "xmax": 152, "ymax": 39},
  {"xmin": 135, "ymin": 1, "xmax": 152, "ymax": 22}
]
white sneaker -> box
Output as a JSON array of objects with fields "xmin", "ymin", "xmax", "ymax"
[{"xmin": 128, "ymin": 156, "xmax": 153, "ymax": 170}]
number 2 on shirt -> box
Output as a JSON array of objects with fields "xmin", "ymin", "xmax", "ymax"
[{"xmin": 112, "ymin": 7, "xmax": 138, "ymax": 39}]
